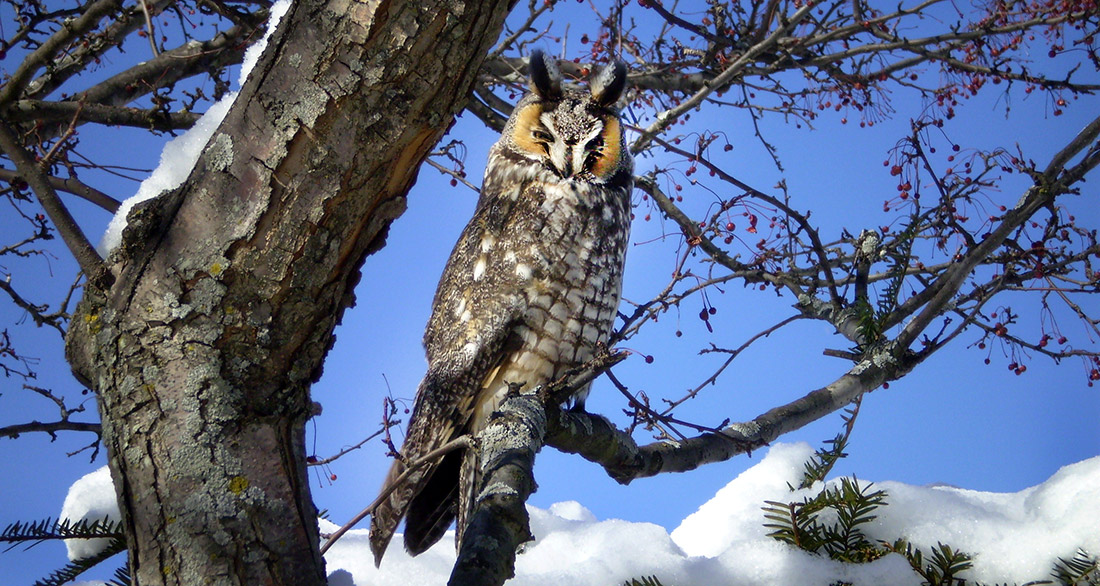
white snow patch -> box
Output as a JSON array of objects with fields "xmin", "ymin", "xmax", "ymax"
[
  {"xmin": 867, "ymin": 457, "xmax": 1100, "ymax": 584},
  {"xmin": 672, "ymin": 441, "xmax": 816, "ymax": 557},
  {"xmin": 237, "ymin": 0, "xmax": 293, "ymax": 88},
  {"xmin": 97, "ymin": 96, "xmax": 235, "ymax": 254},
  {"xmin": 59, "ymin": 466, "xmax": 119, "ymax": 561},
  {"xmin": 63, "ymin": 446, "xmax": 1100, "ymax": 585},
  {"xmin": 546, "ymin": 500, "xmax": 597, "ymax": 523},
  {"xmin": 98, "ymin": 0, "xmax": 293, "ymax": 254},
  {"xmin": 323, "ymin": 446, "xmax": 1100, "ymax": 586}
]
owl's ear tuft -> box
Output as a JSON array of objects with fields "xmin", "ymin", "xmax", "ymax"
[
  {"xmin": 528, "ymin": 50, "xmax": 563, "ymax": 101},
  {"xmin": 589, "ymin": 59, "xmax": 628, "ymax": 108}
]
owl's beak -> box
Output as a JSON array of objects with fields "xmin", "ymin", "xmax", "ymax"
[
  {"xmin": 562, "ymin": 148, "xmax": 576, "ymax": 178},
  {"xmin": 548, "ymin": 142, "xmax": 585, "ymax": 178},
  {"xmin": 560, "ymin": 160, "xmax": 575, "ymax": 178}
]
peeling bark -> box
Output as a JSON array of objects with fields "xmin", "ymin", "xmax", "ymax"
[{"xmin": 63, "ymin": 0, "xmax": 513, "ymax": 583}]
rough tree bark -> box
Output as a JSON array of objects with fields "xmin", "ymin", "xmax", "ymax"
[{"xmin": 63, "ymin": 0, "xmax": 513, "ymax": 583}]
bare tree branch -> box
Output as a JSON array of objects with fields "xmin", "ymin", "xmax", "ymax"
[
  {"xmin": 0, "ymin": 167, "xmax": 121, "ymax": 213},
  {"xmin": 8, "ymin": 100, "xmax": 202, "ymax": 135},
  {"xmin": 546, "ymin": 349, "xmax": 902, "ymax": 484},
  {"xmin": 449, "ymin": 393, "xmax": 542, "ymax": 586},
  {"xmin": 0, "ymin": 419, "xmax": 101, "ymax": 439},
  {"xmin": 0, "ymin": 278, "xmax": 67, "ymax": 334},
  {"xmin": 0, "ymin": 0, "xmax": 127, "ymax": 107},
  {"xmin": 0, "ymin": 121, "xmax": 103, "ymax": 278}
]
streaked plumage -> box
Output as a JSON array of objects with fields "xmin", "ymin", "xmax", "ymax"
[{"xmin": 369, "ymin": 50, "xmax": 633, "ymax": 565}]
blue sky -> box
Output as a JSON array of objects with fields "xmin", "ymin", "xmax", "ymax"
[{"xmin": 2, "ymin": 1, "xmax": 1099, "ymax": 583}]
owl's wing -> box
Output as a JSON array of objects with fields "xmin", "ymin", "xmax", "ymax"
[
  {"xmin": 369, "ymin": 172, "xmax": 530, "ymax": 565},
  {"xmin": 367, "ymin": 358, "xmax": 510, "ymax": 564}
]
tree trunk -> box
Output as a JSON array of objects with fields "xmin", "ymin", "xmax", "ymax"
[{"xmin": 64, "ymin": 0, "xmax": 513, "ymax": 583}]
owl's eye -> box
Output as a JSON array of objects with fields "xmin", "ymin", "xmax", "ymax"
[
  {"xmin": 583, "ymin": 134, "xmax": 606, "ymax": 171},
  {"xmin": 584, "ymin": 152, "xmax": 602, "ymax": 172},
  {"xmin": 531, "ymin": 129, "xmax": 553, "ymax": 143}
]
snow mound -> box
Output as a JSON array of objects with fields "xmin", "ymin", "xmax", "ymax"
[
  {"xmin": 672, "ymin": 441, "xmax": 816, "ymax": 557},
  {"xmin": 322, "ymin": 444, "xmax": 1100, "ymax": 586},
  {"xmin": 59, "ymin": 466, "xmax": 119, "ymax": 561},
  {"xmin": 97, "ymin": 96, "xmax": 236, "ymax": 254},
  {"xmin": 63, "ymin": 446, "xmax": 1100, "ymax": 585}
]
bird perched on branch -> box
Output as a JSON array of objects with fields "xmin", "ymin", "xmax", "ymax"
[{"xmin": 369, "ymin": 50, "xmax": 633, "ymax": 565}]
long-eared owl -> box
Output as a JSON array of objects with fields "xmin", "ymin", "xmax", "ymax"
[{"xmin": 369, "ymin": 51, "xmax": 633, "ymax": 565}]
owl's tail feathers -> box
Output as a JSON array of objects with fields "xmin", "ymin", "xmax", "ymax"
[
  {"xmin": 368, "ymin": 457, "xmax": 414, "ymax": 566},
  {"xmin": 404, "ymin": 449, "xmax": 461, "ymax": 554},
  {"xmin": 454, "ymin": 442, "xmax": 481, "ymax": 549},
  {"xmin": 368, "ymin": 446, "xmax": 462, "ymax": 566}
]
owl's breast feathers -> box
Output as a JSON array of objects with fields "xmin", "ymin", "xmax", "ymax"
[{"xmin": 424, "ymin": 153, "xmax": 631, "ymax": 397}]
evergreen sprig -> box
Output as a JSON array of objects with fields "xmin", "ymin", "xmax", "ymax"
[
  {"xmin": 853, "ymin": 296, "xmax": 883, "ymax": 348},
  {"xmin": 623, "ymin": 576, "xmax": 666, "ymax": 586},
  {"xmin": 1051, "ymin": 549, "xmax": 1099, "ymax": 586},
  {"xmin": 109, "ymin": 559, "xmax": 132, "ymax": 586},
  {"xmin": 1, "ymin": 516, "xmax": 123, "ymax": 546},
  {"xmin": 884, "ymin": 539, "xmax": 973, "ymax": 586},
  {"xmin": 29, "ymin": 536, "xmax": 127, "ymax": 586},
  {"xmin": 796, "ymin": 399, "xmax": 862, "ymax": 489},
  {"xmin": 763, "ymin": 475, "xmax": 888, "ymax": 563},
  {"xmin": 765, "ymin": 417, "xmax": 976, "ymax": 583},
  {"xmin": 2, "ymin": 516, "xmax": 128, "ymax": 586},
  {"xmin": 764, "ymin": 420, "xmax": 1095, "ymax": 586},
  {"xmin": 876, "ymin": 218, "xmax": 918, "ymax": 321}
]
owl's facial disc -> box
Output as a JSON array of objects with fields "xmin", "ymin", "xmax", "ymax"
[{"xmin": 512, "ymin": 100, "xmax": 622, "ymax": 182}]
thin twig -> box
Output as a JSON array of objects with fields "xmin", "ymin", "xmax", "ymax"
[
  {"xmin": 309, "ymin": 428, "xmax": 385, "ymax": 467},
  {"xmin": 319, "ymin": 435, "xmax": 474, "ymax": 555}
]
